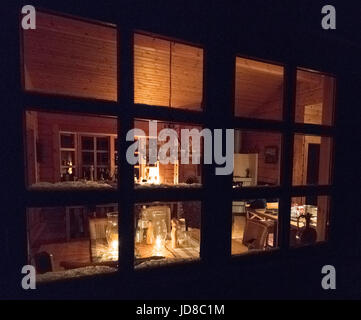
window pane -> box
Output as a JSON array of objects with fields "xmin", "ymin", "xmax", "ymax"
[
  {"xmin": 170, "ymin": 42, "xmax": 203, "ymax": 110},
  {"xmin": 60, "ymin": 133, "xmax": 75, "ymax": 149},
  {"xmin": 82, "ymin": 152, "xmax": 94, "ymax": 165},
  {"xmin": 295, "ymin": 69, "xmax": 335, "ymax": 126},
  {"xmin": 27, "ymin": 204, "xmax": 118, "ymax": 283},
  {"xmin": 134, "ymin": 119, "xmax": 202, "ymax": 187},
  {"xmin": 292, "ymin": 134, "xmax": 332, "ymax": 185},
  {"xmin": 290, "ymin": 196, "xmax": 330, "ymax": 247},
  {"xmin": 97, "ymin": 153, "xmax": 109, "ymax": 165},
  {"xmin": 134, "ymin": 33, "xmax": 203, "ymax": 110},
  {"xmin": 23, "ymin": 12, "xmax": 117, "ymax": 101},
  {"xmin": 232, "ymin": 199, "xmax": 279, "ymax": 255},
  {"xmin": 61, "ymin": 151, "xmax": 75, "ymax": 166},
  {"xmin": 96, "ymin": 137, "xmax": 109, "ymax": 151},
  {"xmin": 233, "ymin": 130, "xmax": 282, "ymax": 187},
  {"xmin": 25, "ymin": 111, "xmax": 117, "ymax": 190},
  {"xmin": 81, "ymin": 137, "xmax": 94, "ymax": 151},
  {"xmin": 235, "ymin": 57, "xmax": 283, "ymax": 120},
  {"xmin": 135, "ymin": 201, "xmax": 201, "ymax": 268}
]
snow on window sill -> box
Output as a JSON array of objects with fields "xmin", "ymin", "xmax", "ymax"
[{"xmin": 29, "ymin": 181, "xmax": 116, "ymax": 191}]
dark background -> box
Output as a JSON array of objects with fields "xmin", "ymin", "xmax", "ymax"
[{"xmin": 1, "ymin": 0, "xmax": 361, "ymax": 299}]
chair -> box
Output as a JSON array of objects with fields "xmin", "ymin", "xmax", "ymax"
[
  {"xmin": 33, "ymin": 251, "xmax": 54, "ymax": 274},
  {"xmin": 96, "ymin": 203, "xmax": 118, "ymax": 217},
  {"xmin": 65, "ymin": 206, "xmax": 88, "ymax": 241},
  {"xmin": 88, "ymin": 218, "xmax": 108, "ymax": 262},
  {"xmin": 242, "ymin": 218, "xmax": 274, "ymax": 250}
]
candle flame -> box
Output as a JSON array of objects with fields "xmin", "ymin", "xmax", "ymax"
[{"xmin": 153, "ymin": 235, "xmax": 164, "ymax": 256}]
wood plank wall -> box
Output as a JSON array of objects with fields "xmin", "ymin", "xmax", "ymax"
[
  {"xmin": 134, "ymin": 34, "xmax": 203, "ymax": 110},
  {"xmin": 24, "ymin": 13, "xmax": 204, "ymax": 108},
  {"xmin": 23, "ymin": 12, "xmax": 117, "ymax": 101},
  {"xmin": 295, "ymin": 70, "xmax": 335, "ymax": 125},
  {"xmin": 134, "ymin": 120, "xmax": 201, "ymax": 183},
  {"xmin": 234, "ymin": 57, "xmax": 284, "ymax": 120},
  {"xmin": 26, "ymin": 112, "xmax": 117, "ymax": 183},
  {"xmin": 240, "ymin": 131, "xmax": 281, "ymax": 185},
  {"xmin": 26, "ymin": 114, "xmax": 200, "ymax": 184}
]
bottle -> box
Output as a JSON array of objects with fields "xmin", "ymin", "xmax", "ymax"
[{"xmin": 135, "ymin": 220, "xmax": 143, "ymax": 243}]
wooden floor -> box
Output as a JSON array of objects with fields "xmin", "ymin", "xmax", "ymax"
[
  {"xmin": 37, "ymin": 220, "xmax": 250, "ymax": 272},
  {"xmin": 39, "ymin": 240, "xmax": 90, "ymax": 271}
]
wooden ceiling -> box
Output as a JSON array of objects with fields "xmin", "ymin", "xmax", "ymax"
[
  {"xmin": 22, "ymin": 12, "xmax": 331, "ymax": 117},
  {"xmin": 23, "ymin": 12, "xmax": 117, "ymax": 101},
  {"xmin": 235, "ymin": 57, "xmax": 284, "ymax": 120},
  {"xmin": 134, "ymin": 34, "xmax": 203, "ymax": 110}
]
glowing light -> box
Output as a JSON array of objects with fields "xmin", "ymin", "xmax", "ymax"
[
  {"xmin": 111, "ymin": 239, "xmax": 118, "ymax": 251},
  {"xmin": 153, "ymin": 235, "xmax": 164, "ymax": 256},
  {"xmin": 148, "ymin": 166, "xmax": 160, "ymax": 184},
  {"xmin": 68, "ymin": 161, "xmax": 73, "ymax": 174}
]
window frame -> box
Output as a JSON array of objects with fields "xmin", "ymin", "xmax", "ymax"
[{"xmin": 17, "ymin": 8, "xmax": 337, "ymax": 283}]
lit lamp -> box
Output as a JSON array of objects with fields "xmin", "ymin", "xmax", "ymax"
[
  {"xmin": 105, "ymin": 212, "xmax": 119, "ymax": 260},
  {"xmin": 152, "ymin": 219, "xmax": 167, "ymax": 256},
  {"xmin": 148, "ymin": 165, "xmax": 160, "ymax": 184},
  {"xmin": 67, "ymin": 161, "xmax": 73, "ymax": 175}
]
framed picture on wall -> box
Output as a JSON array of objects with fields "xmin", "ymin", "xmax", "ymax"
[{"xmin": 264, "ymin": 146, "xmax": 278, "ymax": 164}]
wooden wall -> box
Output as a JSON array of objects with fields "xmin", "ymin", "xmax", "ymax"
[
  {"xmin": 240, "ymin": 130, "xmax": 281, "ymax": 185},
  {"xmin": 134, "ymin": 120, "xmax": 201, "ymax": 184},
  {"xmin": 295, "ymin": 70, "xmax": 335, "ymax": 125},
  {"xmin": 292, "ymin": 134, "xmax": 321, "ymax": 186},
  {"xmin": 134, "ymin": 34, "xmax": 203, "ymax": 110},
  {"xmin": 26, "ymin": 112, "xmax": 117, "ymax": 184},
  {"xmin": 24, "ymin": 14, "xmax": 204, "ymax": 108},
  {"xmin": 235, "ymin": 57, "xmax": 283, "ymax": 120},
  {"xmin": 292, "ymin": 70, "xmax": 334, "ymax": 186},
  {"xmin": 25, "ymin": 111, "xmax": 39, "ymax": 185},
  {"xmin": 26, "ymin": 114, "xmax": 201, "ymax": 185},
  {"xmin": 134, "ymin": 35, "xmax": 170, "ymax": 106},
  {"xmin": 23, "ymin": 12, "xmax": 117, "ymax": 101}
]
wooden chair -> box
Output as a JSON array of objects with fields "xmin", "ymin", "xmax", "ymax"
[
  {"xmin": 242, "ymin": 218, "xmax": 274, "ymax": 250},
  {"xmin": 88, "ymin": 218, "xmax": 108, "ymax": 262},
  {"xmin": 33, "ymin": 251, "xmax": 54, "ymax": 274},
  {"xmin": 95, "ymin": 203, "xmax": 118, "ymax": 218}
]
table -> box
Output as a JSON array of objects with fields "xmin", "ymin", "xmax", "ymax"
[{"xmin": 40, "ymin": 237, "xmax": 199, "ymax": 272}]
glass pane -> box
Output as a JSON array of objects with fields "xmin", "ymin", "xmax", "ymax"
[
  {"xmin": 295, "ymin": 69, "xmax": 335, "ymax": 126},
  {"xmin": 232, "ymin": 199, "xmax": 279, "ymax": 255},
  {"xmin": 290, "ymin": 196, "xmax": 330, "ymax": 247},
  {"xmin": 134, "ymin": 201, "xmax": 201, "ymax": 268},
  {"xmin": 292, "ymin": 134, "xmax": 332, "ymax": 185},
  {"xmin": 134, "ymin": 119, "xmax": 202, "ymax": 188},
  {"xmin": 96, "ymin": 137, "xmax": 109, "ymax": 151},
  {"xmin": 27, "ymin": 205, "xmax": 118, "ymax": 283},
  {"xmin": 96, "ymin": 168, "xmax": 111, "ymax": 180},
  {"xmin": 235, "ymin": 57, "xmax": 283, "ymax": 120},
  {"xmin": 134, "ymin": 33, "xmax": 203, "ymax": 110},
  {"xmin": 82, "ymin": 152, "xmax": 94, "ymax": 165},
  {"xmin": 233, "ymin": 129, "xmax": 282, "ymax": 187},
  {"xmin": 81, "ymin": 137, "xmax": 94, "ymax": 151},
  {"xmin": 97, "ymin": 152, "xmax": 109, "ymax": 165},
  {"xmin": 61, "ymin": 151, "xmax": 75, "ymax": 167},
  {"xmin": 25, "ymin": 111, "xmax": 117, "ymax": 189},
  {"xmin": 60, "ymin": 133, "xmax": 75, "ymax": 149},
  {"xmin": 170, "ymin": 42, "xmax": 203, "ymax": 110},
  {"xmin": 23, "ymin": 12, "xmax": 117, "ymax": 101}
]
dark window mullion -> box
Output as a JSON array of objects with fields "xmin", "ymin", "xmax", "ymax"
[
  {"xmin": 278, "ymin": 64, "xmax": 297, "ymax": 252},
  {"xmin": 133, "ymin": 103, "xmax": 205, "ymax": 125},
  {"xmin": 22, "ymin": 93, "xmax": 120, "ymax": 117},
  {"xmin": 117, "ymin": 27, "xmax": 134, "ymax": 274},
  {"xmin": 201, "ymin": 41, "xmax": 234, "ymax": 264}
]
